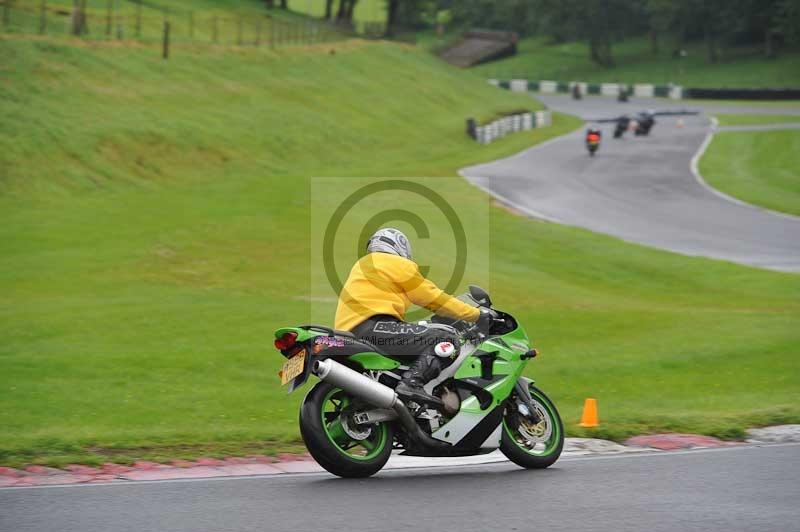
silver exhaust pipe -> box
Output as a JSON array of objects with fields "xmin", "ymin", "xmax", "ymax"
[
  {"xmin": 313, "ymin": 358, "xmax": 452, "ymax": 452},
  {"xmin": 313, "ymin": 359, "xmax": 398, "ymax": 409}
]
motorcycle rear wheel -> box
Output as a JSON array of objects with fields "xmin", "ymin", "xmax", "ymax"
[
  {"xmin": 500, "ymin": 384, "xmax": 564, "ymax": 469},
  {"xmin": 300, "ymin": 381, "xmax": 394, "ymax": 478}
]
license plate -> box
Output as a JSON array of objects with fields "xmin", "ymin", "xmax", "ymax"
[{"xmin": 280, "ymin": 349, "xmax": 306, "ymax": 385}]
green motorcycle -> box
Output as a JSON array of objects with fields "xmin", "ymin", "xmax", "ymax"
[{"xmin": 274, "ymin": 286, "xmax": 563, "ymax": 478}]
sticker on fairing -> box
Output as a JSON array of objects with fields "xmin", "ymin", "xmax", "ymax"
[
  {"xmin": 434, "ymin": 342, "xmax": 456, "ymax": 358},
  {"xmin": 373, "ymin": 322, "xmax": 428, "ymax": 335},
  {"xmin": 315, "ymin": 336, "xmax": 345, "ymax": 348}
]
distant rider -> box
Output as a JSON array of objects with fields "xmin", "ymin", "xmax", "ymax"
[{"xmin": 335, "ymin": 228, "xmax": 493, "ymax": 404}]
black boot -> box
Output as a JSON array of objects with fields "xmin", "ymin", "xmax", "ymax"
[{"xmin": 396, "ymin": 354, "xmax": 443, "ymax": 406}]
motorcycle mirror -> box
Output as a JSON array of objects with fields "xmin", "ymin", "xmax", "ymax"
[{"xmin": 469, "ymin": 285, "xmax": 492, "ymax": 307}]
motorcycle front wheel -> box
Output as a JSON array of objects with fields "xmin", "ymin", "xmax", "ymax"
[
  {"xmin": 500, "ymin": 383, "xmax": 564, "ymax": 469},
  {"xmin": 300, "ymin": 381, "xmax": 394, "ymax": 478}
]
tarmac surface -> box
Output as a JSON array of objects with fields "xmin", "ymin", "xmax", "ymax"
[
  {"xmin": 462, "ymin": 94, "xmax": 800, "ymax": 271},
  {"xmin": 2, "ymin": 444, "xmax": 798, "ymax": 532}
]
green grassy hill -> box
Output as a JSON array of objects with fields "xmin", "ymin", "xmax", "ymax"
[
  {"xmin": 3, "ymin": 0, "xmax": 345, "ymax": 46},
  {"xmin": 471, "ymin": 36, "xmax": 800, "ymax": 88},
  {"xmin": 1, "ymin": 33, "xmax": 799, "ymax": 467}
]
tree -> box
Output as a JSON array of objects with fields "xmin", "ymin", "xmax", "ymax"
[
  {"xmin": 780, "ymin": 0, "xmax": 800, "ymax": 46},
  {"xmin": 386, "ymin": 0, "xmax": 399, "ymax": 35},
  {"xmin": 645, "ymin": 0, "xmax": 678, "ymax": 55},
  {"xmin": 748, "ymin": 0, "xmax": 793, "ymax": 58},
  {"xmin": 384, "ymin": 0, "xmax": 427, "ymax": 35},
  {"xmin": 532, "ymin": 0, "xmax": 638, "ymax": 67},
  {"xmin": 413, "ymin": 0, "xmax": 800, "ymax": 64},
  {"xmin": 345, "ymin": 0, "xmax": 358, "ymax": 21}
]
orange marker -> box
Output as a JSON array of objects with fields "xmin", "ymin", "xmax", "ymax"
[{"xmin": 579, "ymin": 398, "xmax": 599, "ymax": 427}]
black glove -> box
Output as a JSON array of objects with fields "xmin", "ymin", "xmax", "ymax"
[{"xmin": 476, "ymin": 307, "xmax": 497, "ymax": 333}]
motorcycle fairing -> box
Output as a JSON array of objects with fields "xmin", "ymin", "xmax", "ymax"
[
  {"xmin": 429, "ymin": 324, "xmax": 531, "ymax": 447},
  {"xmin": 275, "ymin": 326, "xmax": 402, "ymax": 392}
]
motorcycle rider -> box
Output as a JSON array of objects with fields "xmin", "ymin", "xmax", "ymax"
[
  {"xmin": 586, "ymin": 127, "xmax": 602, "ymax": 145},
  {"xmin": 334, "ymin": 228, "xmax": 494, "ymax": 404}
]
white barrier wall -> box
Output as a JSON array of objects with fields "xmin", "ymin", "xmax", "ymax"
[
  {"xmin": 633, "ymin": 84, "xmax": 655, "ymax": 97},
  {"xmin": 489, "ymin": 78, "xmax": 685, "ymax": 100},
  {"xmin": 473, "ymin": 111, "xmax": 550, "ymax": 145},
  {"xmin": 535, "ymin": 111, "xmax": 551, "ymax": 127},
  {"xmin": 539, "ymin": 80, "xmax": 557, "ymax": 93},
  {"xmin": 522, "ymin": 113, "xmax": 533, "ymax": 129},
  {"xmin": 510, "ymin": 79, "xmax": 528, "ymax": 92},
  {"xmin": 600, "ymin": 83, "xmax": 620, "ymax": 96}
]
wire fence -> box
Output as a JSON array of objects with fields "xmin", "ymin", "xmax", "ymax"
[{"xmin": 0, "ymin": 0, "xmax": 357, "ymax": 50}]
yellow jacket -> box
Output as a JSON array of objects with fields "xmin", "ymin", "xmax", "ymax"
[{"xmin": 334, "ymin": 252, "xmax": 481, "ymax": 331}]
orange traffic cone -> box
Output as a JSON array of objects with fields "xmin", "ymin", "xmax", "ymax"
[
  {"xmin": 578, "ymin": 398, "xmax": 599, "ymax": 428},
  {"xmin": 677, "ymin": 118, "xmax": 684, "ymax": 128}
]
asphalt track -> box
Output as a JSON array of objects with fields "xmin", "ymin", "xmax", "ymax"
[
  {"xmin": 2, "ymin": 444, "xmax": 799, "ymax": 532},
  {"xmin": 462, "ymin": 94, "xmax": 800, "ymax": 271}
]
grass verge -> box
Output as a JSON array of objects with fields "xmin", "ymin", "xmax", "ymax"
[
  {"xmin": 472, "ymin": 36, "xmax": 800, "ymax": 89},
  {"xmin": 685, "ymin": 99, "xmax": 800, "ymax": 108},
  {"xmin": 699, "ymin": 129, "xmax": 800, "ymax": 216},
  {"xmin": 714, "ymin": 114, "xmax": 800, "ymax": 127},
  {"xmin": 1, "ymin": 36, "xmax": 799, "ymax": 467}
]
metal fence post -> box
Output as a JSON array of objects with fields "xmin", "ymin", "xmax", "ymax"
[
  {"xmin": 115, "ymin": 0, "xmax": 123, "ymax": 40},
  {"xmin": 135, "ymin": 0, "xmax": 141, "ymax": 38},
  {"xmin": 188, "ymin": 11, "xmax": 193, "ymax": 40},
  {"xmin": 236, "ymin": 15, "xmax": 242, "ymax": 45},
  {"xmin": 39, "ymin": 0, "xmax": 47, "ymax": 34},
  {"xmin": 162, "ymin": 20, "xmax": 170, "ymax": 59},
  {"xmin": 69, "ymin": 0, "xmax": 77, "ymax": 35},
  {"xmin": 212, "ymin": 16, "xmax": 217, "ymax": 43},
  {"xmin": 269, "ymin": 17, "xmax": 274, "ymax": 49},
  {"xmin": 2, "ymin": 0, "xmax": 11, "ymax": 29},
  {"xmin": 106, "ymin": 0, "xmax": 112, "ymax": 37},
  {"xmin": 255, "ymin": 18, "xmax": 261, "ymax": 46}
]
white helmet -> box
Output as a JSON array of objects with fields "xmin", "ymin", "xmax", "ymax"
[{"xmin": 366, "ymin": 228, "xmax": 412, "ymax": 260}]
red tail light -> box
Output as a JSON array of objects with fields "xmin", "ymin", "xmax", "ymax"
[{"xmin": 274, "ymin": 332, "xmax": 298, "ymax": 351}]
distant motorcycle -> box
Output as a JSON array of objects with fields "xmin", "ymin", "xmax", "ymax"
[
  {"xmin": 634, "ymin": 111, "xmax": 655, "ymax": 136},
  {"xmin": 585, "ymin": 128, "xmax": 602, "ymax": 156},
  {"xmin": 596, "ymin": 109, "xmax": 694, "ymax": 139},
  {"xmin": 613, "ymin": 116, "xmax": 630, "ymax": 138}
]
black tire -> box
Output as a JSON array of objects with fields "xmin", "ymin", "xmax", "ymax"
[
  {"xmin": 300, "ymin": 381, "xmax": 393, "ymax": 478},
  {"xmin": 500, "ymin": 384, "xmax": 564, "ymax": 469}
]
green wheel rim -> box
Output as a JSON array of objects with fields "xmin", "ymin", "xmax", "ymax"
[
  {"xmin": 503, "ymin": 387, "xmax": 561, "ymax": 457},
  {"xmin": 320, "ymin": 387, "xmax": 389, "ymax": 461}
]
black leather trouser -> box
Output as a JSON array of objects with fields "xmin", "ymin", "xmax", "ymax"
[{"xmin": 352, "ymin": 315, "xmax": 460, "ymax": 384}]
